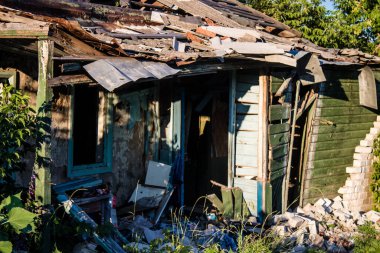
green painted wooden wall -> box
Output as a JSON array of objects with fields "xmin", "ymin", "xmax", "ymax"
[
  {"xmin": 302, "ymin": 68, "xmax": 380, "ymax": 205},
  {"xmin": 269, "ymin": 72, "xmax": 292, "ymax": 213}
]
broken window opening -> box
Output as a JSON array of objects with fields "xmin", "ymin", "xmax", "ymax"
[{"xmin": 68, "ymin": 85, "xmax": 112, "ymax": 177}]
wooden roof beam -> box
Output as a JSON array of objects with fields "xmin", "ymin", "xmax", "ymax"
[{"xmin": 0, "ymin": 22, "xmax": 50, "ymax": 39}]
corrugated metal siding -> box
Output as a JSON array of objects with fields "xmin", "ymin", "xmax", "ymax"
[
  {"xmin": 302, "ymin": 69, "xmax": 380, "ymax": 204},
  {"xmin": 233, "ymin": 71, "xmax": 259, "ymax": 216},
  {"xmin": 269, "ymin": 73, "xmax": 291, "ymax": 212}
]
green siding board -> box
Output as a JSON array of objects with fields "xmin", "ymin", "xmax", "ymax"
[
  {"xmin": 318, "ymin": 107, "xmax": 374, "ymax": 117},
  {"xmin": 271, "ymin": 156, "xmax": 287, "ymax": 171},
  {"xmin": 271, "ymin": 169, "xmax": 285, "ymax": 180},
  {"xmin": 314, "ymin": 115, "xmax": 377, "ymax": 124},
  {"xmin": 312, "ymin": 156, "xmax": 353, "ymax": 168},
  {"xmin": 269, "ymin": 123, "xmax": 290, "ymax": 135},
  {"xmin": 311, "ymin": 130, "xmax": 369, "ymax": 142},
  {"xmin": 271, "ymin": 144, "xmax": 288, "ymax": 159},
  {"xmin": 317, "ymin": 98, "xmax": 360, "ymax": 107},
  {"xmin": 304, "ymin": 69, "xmax": 380, "ymax": 204},
  {"xmin": 307, "ymin": 165, "xmax": 348, "ymax": 178},
  {"xmin": 305, "ymin": 176, "xmax": 347, "ymax": 188},
  {"xmin": 313, "ymin": 147, "xmax": 355, "ymax": 161},
  {"xmin": 269, "ymin": 72, "xmax": 292, "ymax": 213},
  {"xmin": 269, "ymin": 132, "xmax": 290, "ymax": 147},
  {"xmin": 271, "ymin": 72, "xmax": 290, "ymax": 93},
  {"xmin": 269, "ymin": 104, "xmax": 291, "ymax": 121},
  {"xmin": 314, "ymin": 139, "xmax": 363, "ymax": 150},
  {"xmin": 316, "ymin": 122, "xmax": 373, "ymax": 133}
]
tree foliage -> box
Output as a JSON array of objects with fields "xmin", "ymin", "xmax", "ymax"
[
  {"xmin": 246, "ymin": 0, "xmax": 380, "ymax": 54},
  {"xmin": 0, "ymin": 84, "xmax": 39, "ymax": 253},
  {"xmin": 0, "ymin": 84, "xmax": 35, "ymax": 185}
]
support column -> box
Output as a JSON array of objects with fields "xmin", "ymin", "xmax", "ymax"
[
  {"xmin": 258, "ymin": 73, "xmax": 269, "ymax": 216},
  {"xmin": 34, "ymin": 39, "xmax": 54, "ymax": 205},
  {"xmin": 227, "ymin": 70, "xmax": 236, "ymax": 188}
]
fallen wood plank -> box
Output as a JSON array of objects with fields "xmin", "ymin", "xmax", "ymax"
[
  {"xmin": 158, "ymin": 0, "xmax": 241, "ymax": 27},
  {"xmin": 48, "ymin": 74, "xmax": 94, "ymax": 87},
  {"xmin": 200, "ymin": 26, "xmax": 260, "ymax": 39},
  {"xmin": 212, "ymin": 41, "xmax": 285, "ymax": 55},
  {"xmin": 0, "ymin": 22, "xmax": 50, "ymax": 38},
  {"xmin": 265, "ymin": 55, "xmax": 297, "ymax": 67},
  {"xmin": 206, "ymin": 194, "xmax": 224, "ymax": 212}
]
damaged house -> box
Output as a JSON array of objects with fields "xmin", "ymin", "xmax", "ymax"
[{"xmin": 1, "ymin": 0, "xmax": 380, "ymax": 225}]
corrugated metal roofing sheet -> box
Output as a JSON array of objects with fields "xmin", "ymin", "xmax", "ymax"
[{"xmin": 83, "ymin": 58, "xmax": 179, "ymax": 91}]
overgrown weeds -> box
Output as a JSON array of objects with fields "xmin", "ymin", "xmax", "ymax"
[{"xmin": 353, "ymin": 222, "xmax": 380, "ymax": 253}]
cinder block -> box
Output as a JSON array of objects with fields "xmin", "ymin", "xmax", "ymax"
[
  {"xmin": 350, "ymin": 173, "xmax": 366, "ymax": 180},
  {"xmin": 353, "ymin": 159, "xmax": 372, "ymax": 167},
  {"xmin": 355, "ymin": 146, "xmax": 372, "ymax": 154},
  {"xmin": 360, "ymin": 139, "xmax": 373, "ymax": 147},
  {"xmin": 338, "ymin": 187, "xmax": 348, "ymax": 194},
  {"xmin": 370, "ymin": 127, "xmax": 380, "ymax": 135},
  {"xmin": 365, "ymin": 133, "xmax": 377, "ymax": 141},
  {"xmin": 374, "ymin": 121, "xmax": 380, "ymax": 128},
  {"xmin": 345, "ymin": 179, "xmax": 355, "ymax": 187},
  {"xmin": 346, "ymin": 167, "xmax": 362, "ymax": 174},
  {"xmin": 353, "ymin": 153, "xmax": 373, "ymax": 160}
]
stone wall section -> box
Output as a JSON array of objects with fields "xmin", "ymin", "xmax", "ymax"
[{"xmin": 337, "ymin": 116, "xmax": 380, "ymax": 211}]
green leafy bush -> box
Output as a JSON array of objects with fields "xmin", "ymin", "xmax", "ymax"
[
  {"xmin": 0, "ymin": 84, "xmax": 39, "ymax": 253},
  {"xmin": 354, "ymin": 222, "xmax": 380, "ymax": 253},
  {"xmin": 370, "ymin": 135, "xmax": 380, "ymax": 211}
]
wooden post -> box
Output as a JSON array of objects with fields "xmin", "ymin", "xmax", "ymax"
[
  {"xmin": 153, "ymin": 81, "xmax": 160, "ymax": 162},
  {"xmin": 227, "ymin": 70, "xmax": 237, "ymax": 188},
  {"xmin": 282, "ymin": 80, "xmax": 300, "ymax": 213},
  {"xmin": 34, "ymin": 39, "xmax": 54, "ymax": 205},
  {"xmin": 258, "ymin": 73, "xmax": 269, "ymax": 215}
]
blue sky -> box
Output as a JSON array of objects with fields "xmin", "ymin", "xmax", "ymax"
[{"xmin": 323, "ymin": 0, "xmax": 335, "ymax": 10}]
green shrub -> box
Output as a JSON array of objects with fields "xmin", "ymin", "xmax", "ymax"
[{"xmin": 354, "ymin": 222, "xmax": 380, "ymax": 253}]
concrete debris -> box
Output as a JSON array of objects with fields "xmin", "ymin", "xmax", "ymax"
[
  {"xmin": 268, "ymin": 196, "xmax": 380, "ymax": 252},
  {"xmin": 118, "ymin": 197, "xmax": 379, "ymax": 252}
]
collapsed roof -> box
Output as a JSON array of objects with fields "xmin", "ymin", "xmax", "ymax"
[{"xmin": 0, "ymin": 0, "xmax": 379, "ymax": 67}]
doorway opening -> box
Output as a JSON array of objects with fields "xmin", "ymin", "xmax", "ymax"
[{"xmin": 182, "ymin": 73, "xmax": 230, "ymax": 205}]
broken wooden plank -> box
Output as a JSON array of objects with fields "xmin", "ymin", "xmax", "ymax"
[
  {"xmin": 56, "ymin": 194, "xmax": 127, "ymax": 253},
  {"xmin": 48, "ymin": 74, "xmax": 94, "ymax": 87},
  {"xmin": 274, "ymin": 75, "xmax": 293, "ymax": 97},
  {"xmin": 212, "ymin": 41, "xmax": 285, "ymax": 55},
  {"xmin": 265, "ymin": 55, "xmax": 297, "ymax": 67},
  {"xmin": 158, "ymin": 0, "xmax": 241, "ymax": 27},
  {"xmin": 206, "ymin": 194, "xmax": 224, "ymax": 212},
  {"xmin": 0, "ymin": 22, "xmax": 50, "ymax": 38},
  {"xmin": 232, "ymin": 188, "xmax": 243, "ymax": 219},
  {"xmin": 296, "ymin": 93, "xmax": 318, "ymax": 120},
  {"xmin": 359, "ymin": 66, "xmax": 377, "ymax": 109},
  {"xmin": 221, "ymin": 188, "xmax": 234, "ymax": 218},
  {"xmin": 200, "ymin": 26, "xmax": 260, "ymax": 40}
]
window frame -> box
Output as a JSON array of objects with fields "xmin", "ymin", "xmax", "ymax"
[{"xmin": 67, "ymin": 86, "xmax": 113, "ymax": 178}]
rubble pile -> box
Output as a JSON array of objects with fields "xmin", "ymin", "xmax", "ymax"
[
  {"xmin": 270, "ymin": 196, "xmax": 380, "ymax": 252},
  {"xmin": 118, "ymin": 196, "xmax": 380, "ymax": 252}
]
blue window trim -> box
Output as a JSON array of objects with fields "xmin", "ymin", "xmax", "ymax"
[{"xmin": 68, "ymin": 88, "xmax": 113, "ymax": 178}]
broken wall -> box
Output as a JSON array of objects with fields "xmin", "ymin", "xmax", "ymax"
[
  {"xmin": 112, "ymin": 88, "xmax": 156, "ymax": 205},
  {"xmin": 302, "ymin": 68, "xmax": 380, "ymax": 205}
]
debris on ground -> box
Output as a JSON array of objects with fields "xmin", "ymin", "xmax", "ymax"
[{"xmin": 118, "ymin": 196, "xmax": 380, "ymax": 252}]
